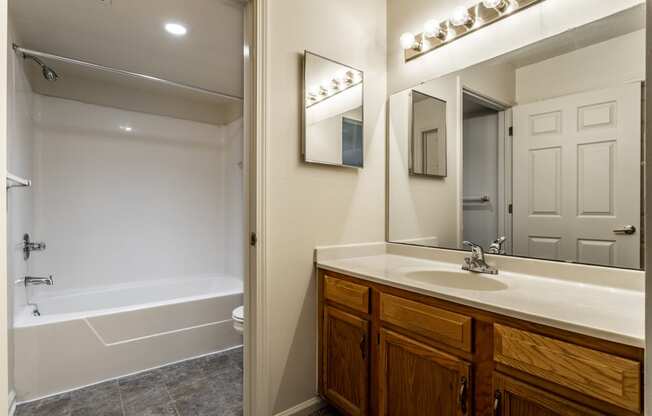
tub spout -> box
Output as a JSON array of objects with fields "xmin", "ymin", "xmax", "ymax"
[{"xmin": 24, "ymin": 276, "xmax": 54, "ymax": 287}]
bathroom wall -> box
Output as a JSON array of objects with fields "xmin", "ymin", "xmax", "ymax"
[
  {"xmin": 6, "ymin": 20, "xmax": 35, "ymax": 409},
  {"xmin": 266, "ymin": 0, "xmax": 387, "ymax": 413},
  {"xmin": 25, "ymin": 95, "xmax": 243, "ymax": 295},
  {"xmin": 387, "ymin": 0, "xmax": 644, "ymax": 93},
  {"xmin": 516, "ymin": 29, "xmax": 645, "ymax": 103}
]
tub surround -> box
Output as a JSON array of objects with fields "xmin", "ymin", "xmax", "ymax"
[
  {"xmin": 316, "ymin": 243, "xmax": 645, "ymax": 415},
  {"xmin": 316, "ymin": 242, "xmax": 644, "ymax": 347}
]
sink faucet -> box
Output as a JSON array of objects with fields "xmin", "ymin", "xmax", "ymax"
[
  {"xmin": 462, "ymin": 241, "xmax": 498, "ymax": 275},
  {"xmin": 487, "ymin": 236, "xmax": 507, "ymax": 255},
  {"xmin": 24, "ymin": 276, "xmax": 54, "ymax": 287}
]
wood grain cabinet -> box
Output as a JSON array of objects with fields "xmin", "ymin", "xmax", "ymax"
[
  {"xmin": 322, "ymin": 305, "xmax": 370, "ymax": 416},
  {"xmin": 378, "ymin": 329, "xmax": 470, "ymax": 415},
  {"xmin": 318, "ymin": 270, "xmax": 644, "ymax": 416},
  {"xmin": 493, "ymin": 373, "xmax": 605, "ymax": 416}
]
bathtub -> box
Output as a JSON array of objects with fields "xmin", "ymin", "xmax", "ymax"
[{"xmin": 14, "ymin": 274, "xmax": 243, "ymax": 402}]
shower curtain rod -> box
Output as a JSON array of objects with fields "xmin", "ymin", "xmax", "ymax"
[{"xmin": 12, "ymin": 44, "xmax": 244, "ymax": 102}]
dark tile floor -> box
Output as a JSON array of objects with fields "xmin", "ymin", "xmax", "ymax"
[{"xmin": 16, "ymin": 347, "xmax": 243, "ymax": 416}]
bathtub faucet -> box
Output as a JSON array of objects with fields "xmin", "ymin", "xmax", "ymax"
[{"xmin": 24, "ymin": 275, "xmax": 54, "ymax": 287}]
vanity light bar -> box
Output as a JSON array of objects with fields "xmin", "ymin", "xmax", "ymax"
[
  {"xmin": 401, "ymin": 0, "xmax": 545, "ymax": 62},
  {"xmin": 306, "ymin": 69, "xmax": 363, "ymax": 107}
]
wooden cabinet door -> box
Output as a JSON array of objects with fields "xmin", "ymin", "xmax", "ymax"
[
  {"xmin": 322, "ymin": 305, "xmax": 370, "ymax": 416},
  {"xmin": 378, "ymin": 328, "xmax": 471, "ymax": 416},
  {"xmin": 493, "ymin": 373, "xmax": 605, "ymax": 416}
]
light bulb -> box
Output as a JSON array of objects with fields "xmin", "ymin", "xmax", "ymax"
[
  {"xmin": 450, "ymin": 6, "xmax": 473, "ymax": 27},
  {"xmin": 424, "ymin": 19, "xmax": 446, "ymax": 40},
  {"xmin": 482, "ymin": 0, "xmax": 508, "ymax": 10},
  {"xmin": 400, "ymin": 32, "xmax": 417, "ymax": 50}
]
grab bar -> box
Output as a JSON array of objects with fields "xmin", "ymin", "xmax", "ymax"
[{"xmin": 463, "ymin": 195, "xmax": 490, "ymax": 203}]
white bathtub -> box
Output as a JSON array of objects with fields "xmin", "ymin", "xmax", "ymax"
[{"xmin": 14, "ymin": 274, "xmax": 243, "ymax": 402}]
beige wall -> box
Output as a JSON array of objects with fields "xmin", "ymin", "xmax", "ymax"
[
  {"xmin": 516, "ymin": 29, "xmax": 645, "ymax": 104},
  {"xmin": 267, "ymin": 0, "xmax": 386, "ymax": 413},
  {"xmin": 387, "ymin": 0, "xmax": 644, "ymax": 94}
]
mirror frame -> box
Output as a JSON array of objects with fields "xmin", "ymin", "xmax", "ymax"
[
  {"xmin": 409, "ymin": 90, "xmax": 448, "ymax": 178},
  {"xmin": 302, "ymin": 50, "xmax": 365, "ymax": 168}
]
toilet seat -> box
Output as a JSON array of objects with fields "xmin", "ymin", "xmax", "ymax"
[
  {"xmin": 232, "ymin": 306, "xmax": 244, "ymax": 334},
  {"xmin": 232, "ymin": 305, "xmax": 244, "ymax": 322}
]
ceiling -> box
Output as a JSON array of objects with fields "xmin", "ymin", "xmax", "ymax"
[{"xmin": 9, "ymin": 0, "xmax": 244, "ymax": 124}]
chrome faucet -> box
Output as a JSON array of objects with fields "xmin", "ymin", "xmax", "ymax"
[
  {"xmin": 24, "ymin": 276, "xmax": 54, "ymax": 287},
  {"xmin": 487, "ymin": 236, "xmax": 507, "ymax": 255},
  {"xmin": 462, "ymin": 241, "xmax": 498, "ymax": 275}
]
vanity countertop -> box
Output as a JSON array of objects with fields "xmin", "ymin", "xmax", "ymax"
[{"xmin": 317, "ymin": 253, "xmax": 645, "ymax": 348}]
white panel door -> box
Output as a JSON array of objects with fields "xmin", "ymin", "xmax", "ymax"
[{"xmin": 513, "ymin": 83, "xmax": 641, "ymax": 268}]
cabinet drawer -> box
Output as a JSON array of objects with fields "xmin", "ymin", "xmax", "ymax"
[
  {"xmin": 324, "ymin": 275, "xmax": 370, "ymax": 314},
  {"xmin": 379, "ymin": 293, "xmax": 472, "ymax": 352},
  {"xmin": 494, "ymin": 324, "xmax": 641, "ymax": 413}
]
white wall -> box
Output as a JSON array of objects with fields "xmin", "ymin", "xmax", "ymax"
[
  {"xmin": 388, "ymin": 62, "xmax": 515, "ymax": 247},
  {"xmin": 516, "ymin": 29, "xmax": 645, "ymax": 103},
  {"xmin": 267, "ymin": 0, "xmax": 386, "ymax": 413},
  {"xmin": 23, "ymin": 95, "xmax": 243, "ymax": 296},
  {"xmin": 6, "ymin": 19, "xmax": 34, "ymax": 406},
  {"xmin": 387, "ymin": 0, "xmax": 644, "ymax": 93}
]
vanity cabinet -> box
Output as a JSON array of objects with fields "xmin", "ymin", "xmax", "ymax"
[
  {"xmin": 378, "ymin": 328, "xmax": 470, "ymax": 415},
  {"xmin": 322, "ymin": 305, "xmax": 370, "ymax": 416},
  {"xmin": 318, "ymin": 270, "xmax": 644, "ymax": 416},
  {"xmin": 493, "ymin": 373, "xmax": 604, "ymax": 416}
]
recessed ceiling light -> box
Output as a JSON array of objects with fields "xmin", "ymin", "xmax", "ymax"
[
  {"xmin": 165, "ymin": 22, "xmax": 187, "ymax": 36},
  {"xmin": 120, "ymin": 125, "xmax": 133, "ymax": 132}
]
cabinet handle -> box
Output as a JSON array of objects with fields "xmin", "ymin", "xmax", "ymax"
[
  {"xmin": 360, "ymin": 335, "xmax": 366, "ymax": 360},
  {"xmin": 493, "ymin": 391, "xmax": 502, "ymax": 416},
  {"xmin": 459, "ymin": 376, "xmax": 468, "ymax": 414}
]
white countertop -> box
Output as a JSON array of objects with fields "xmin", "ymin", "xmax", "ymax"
[{"xmin": 317, "ymin": 253, "xmax": 645, "ymax": 348}]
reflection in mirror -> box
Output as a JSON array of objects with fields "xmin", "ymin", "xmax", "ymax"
[
  {"xmin": 303, "ymin": 51, "xmax": 364, "ymax": 167},
  {"xmin": 411, "ymin": 92, "xmax": 447, "ymax": 177},
  {"xmin": 388, "ymin": 5, "xmax": 645, "ymax": 269}
]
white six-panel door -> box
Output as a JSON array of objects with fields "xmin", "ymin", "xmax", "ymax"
[{"xmin": 513, "ymin": 83, "xmax": 641, "ymax": 268}]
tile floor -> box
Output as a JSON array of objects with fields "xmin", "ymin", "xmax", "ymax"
[{"xmin": 15, "ymin": 347, "xmax": 243, "ymax": 416}]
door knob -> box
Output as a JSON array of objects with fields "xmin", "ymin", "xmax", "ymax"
[{"xmin": 613, "ymin": 225, "xmax": 636, "ymax": 235}]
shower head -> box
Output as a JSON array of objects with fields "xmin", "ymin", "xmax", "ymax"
[{"xmin": 22, "ymin": 54, "xmax": 59, "ymax": 82}]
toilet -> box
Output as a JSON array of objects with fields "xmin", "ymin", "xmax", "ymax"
[{"xmin": 232, "ymin": 305, "xmax": 244, "ymax": 334}]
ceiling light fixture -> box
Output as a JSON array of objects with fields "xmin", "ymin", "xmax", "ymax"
[
  {"xmin": 165, "ymin": 22, "xmax": 188, "ymax": 36},
  {"xmin": 400, "ymin": 32, "xmax": 420, "ymax": 51},
  {"xmin": 482, "ymin": 0, "xmax": 509, "ymax": 11},
  {"xmin": 450, "ymin": 6, "xmax": 474, "ymax": 28},
  {"xmin": 423, "ymin": 20, "xmax": 447, "ymax": 40},
  {"xmin": 306, "ymin": 69, "xmax": 363, "ymax": 106},
  {"xmin": 400, "ymin": 0, "xmax": 545, "ymax": 62}
]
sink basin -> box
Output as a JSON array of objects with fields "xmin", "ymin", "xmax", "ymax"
[{"xmin": 404, "ymin": 270, "xmax": 508, "ymax": 292}]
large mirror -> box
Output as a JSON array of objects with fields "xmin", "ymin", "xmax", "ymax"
[
  {"xmin": 411, "ymin": 92, "xmax": 447, "ymax": 177},
  {"xmin": 303, "ymin": 51, "xmax": 364, "ymax": 167},
  {"xmin": 388, "ymin": 5, "xmax": 646, "ymax": 269}
]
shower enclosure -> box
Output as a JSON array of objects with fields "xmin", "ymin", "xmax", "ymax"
[{"xmin": 7, "ymin": 0, "xmax": 246, "ymax": 403}]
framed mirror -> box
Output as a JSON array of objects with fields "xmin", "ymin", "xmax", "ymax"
[
  {"xmin": 388, "ymin": 5, "xmax": 645, "ymax": 270},
  {"xmin": 410, "ymin": 91, "xmax": 447, "ymax": 177},
  {"xmin": 303, "ymin": 51, "xmax": 364, "ymax": 168}
]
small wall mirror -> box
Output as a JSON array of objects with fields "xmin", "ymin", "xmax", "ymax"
[
  {"xmin": 303, "ymin": 51, "xmax": 364, "ymax": 167},
  {"xmin": 411, "ymin": 91, "xmax": 447, "ymax": 177}
]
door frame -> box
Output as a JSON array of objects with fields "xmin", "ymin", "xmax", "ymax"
[
  {"xmin": 459, "ymin": 87, "xmax": 512, "ymax": 249},
  {"xmin": 244, "ymin": 0, "xmax": 271, "ymax": 415},
  {"xmin": 0, "ymin": 0, "xmax": 9, "ymax": 414}
]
